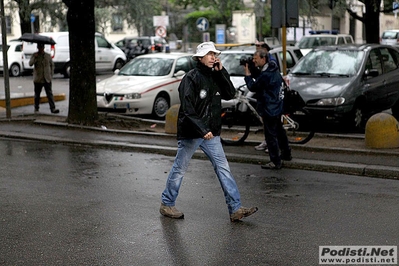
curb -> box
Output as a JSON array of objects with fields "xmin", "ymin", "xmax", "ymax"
[{"xmin": 0, "ymin": 118, "xmax": 399, "ymax": 180}]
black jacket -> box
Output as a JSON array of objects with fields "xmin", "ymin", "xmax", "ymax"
[{"xmin": 177, "ymin": 62, "xmax": 235, "ymax": 139}]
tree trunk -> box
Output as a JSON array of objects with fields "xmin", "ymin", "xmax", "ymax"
[
  {"xmin": 63, "ymin": 0, "xmax": 98, "ymax": 125},
  {"xmin": 364, "ymin": 0, "xmax": 381, "ymax": 44},
  {"xmin": 17, "ymin": 0, "xmax": 32, "ymax": 34}
]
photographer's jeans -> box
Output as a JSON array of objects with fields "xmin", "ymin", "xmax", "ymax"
[{"xmin": 161, "ymin": 136, "xmax": 242, "ymax": 214}]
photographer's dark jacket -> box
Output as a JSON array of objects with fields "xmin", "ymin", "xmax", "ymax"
[
  {"xmin": 244, "ymin": 61, "xmax": 283, "ymax": 117},
  {"xmin": 177, "ymin": 62, "xmax": 235, "ymax": 139}
]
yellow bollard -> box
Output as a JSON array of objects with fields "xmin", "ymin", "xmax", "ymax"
[
  {"xmin": 165, "ymin": 104, "xmax": 180, "ymax": 134},
  {"xmin": 365, "ymin": 113, "xmax": 399, "ymax": 148}
]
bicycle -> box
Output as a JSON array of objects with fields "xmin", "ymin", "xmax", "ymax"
[{"xmin": 220, "ymin": 84, "xmax": 315, "ymax": 146}]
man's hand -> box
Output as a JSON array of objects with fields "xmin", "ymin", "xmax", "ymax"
[
  {"xmin": 203, "ymin": 132, "xmax": 214, "ymax": 140},
  {"xmin": 213, "ymin": 59, "xmax": 223, "ymax": 71},
  {"xmin": 244, "ymin": 63, "xmax": 251, "ymax": 76}
]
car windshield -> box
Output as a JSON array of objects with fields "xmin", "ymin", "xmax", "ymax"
[
  {"xmin": 291, "ymin": 50, "xmax": 364, "ymax": 76},
  {"xmin": 297, "ymin": 36, "xmax": 336, "ymax": 49},
  {"xmin": 219, "ymin": 53, "xmax": 251, "ymax": 76},
  {"xmin": 119, "ymin": 57, "xmax": 174, "ymax": 76}
]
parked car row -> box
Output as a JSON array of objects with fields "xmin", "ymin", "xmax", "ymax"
[
  {"xmin": 4, "ymin": 32, "xmax": 398, "ymax": 131},
  {"xmin": 95, "ymin": 44, "xmax": 303, "ymax": 120},
  {"xmin": 95, "ymin": 41, "xmax": 399, "ymax": 130}
]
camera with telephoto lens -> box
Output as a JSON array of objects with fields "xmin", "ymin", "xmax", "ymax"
[{"xmin": 239, "ymin": 55, "xmax": 253, "ymax": 66}]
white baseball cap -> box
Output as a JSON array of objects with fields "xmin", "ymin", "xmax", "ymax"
[{"xmin": 192, "ymin": 42, "xmax": 221, "ymax": 61}]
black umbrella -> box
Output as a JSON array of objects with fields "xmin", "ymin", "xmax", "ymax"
[{"xmin": 19, "ymin": 33, "xmax": 56, "ymax": 45}]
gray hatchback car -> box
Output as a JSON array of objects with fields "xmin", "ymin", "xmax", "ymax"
[{"xmin": 287, "ymin": 44, "xmax": 399, "ymax": 128}]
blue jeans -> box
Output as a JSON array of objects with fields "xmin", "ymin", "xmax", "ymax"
[{"xmin": 161, "ymin": 136, "xmax": 241, "ymax": 214}]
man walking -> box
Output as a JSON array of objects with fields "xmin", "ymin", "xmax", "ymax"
[
  {"xmin": 160, "ymin": 42, "xmax": 258, "ymax": 222},
  {"xmin": 29, "ymin": 43, "xmax": 59, "ymax": 114}
]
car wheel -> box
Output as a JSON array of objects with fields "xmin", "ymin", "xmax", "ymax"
[
  {"xmin": 9, "ymin": 63, "xmax": 21, "ymax": 77},
  {"xmin": 113, "ymin": 59, "xmax": 124, "ymax": 71},
  {"xmin": 63, "ymin": 63, "xmax": 71, "ymax": 78},
  {"xmin": 152, "ymin": 95, "xmax": 170, "ymax": 119}
]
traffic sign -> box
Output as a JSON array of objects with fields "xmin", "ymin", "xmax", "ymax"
[
  {"xmin": 394, "ymin": 2, "xmax": 399, "ymax": 13},
  {"xmin": 196, "ymin": 17, "xmax": 209, "ymax": 32},
  {"xmin": 155, "ymin": 26, "xmax": 167, "ymax": 38},
  {"xmin": 30, "ymin": 14, "xmax": 35, "ymax": 23}
]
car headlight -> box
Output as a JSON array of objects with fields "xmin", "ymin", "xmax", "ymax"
[
  {"xmin": 124, "ymin": 93, "xmax": 141, "ymax": 99},
  {"xmin": 315, "ymin": 97, "xmax": 345, "ymax": 106}
]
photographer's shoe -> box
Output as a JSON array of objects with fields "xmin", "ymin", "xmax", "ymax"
[
  {"xmin": 255, "ymin": 141, "xmax": 267, "ymax": 151},
  {"xmin": 261, "ymin": 162, "xmax": 282, "ymax": 170}
]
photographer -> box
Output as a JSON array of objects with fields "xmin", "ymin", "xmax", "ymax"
[{"xmin": 243, "ymin": 50, "xmax": 292, "ymax": 169}]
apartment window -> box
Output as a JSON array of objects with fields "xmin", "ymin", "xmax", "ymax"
[
  {"xmin": 112, "ymin": 14, "xmax": 123, "ymax": 32},
  {"xmin": 5, "ymin": 16, "xmax": 12, "ymax": 34}
]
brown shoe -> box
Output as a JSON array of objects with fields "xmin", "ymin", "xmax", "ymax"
[
  {"xmin": 230, "ymin": 206, "xmax": 258, "ymax": 222},
  {"xmin": 160, "ymin": 203, "xmax": 184, "ymax": 219}
]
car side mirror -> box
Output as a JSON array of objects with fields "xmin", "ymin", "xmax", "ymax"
[
  {"xmin": 174, "ymin": 70, "xmax": 186, "ymax": 77},
  {"xmin": 364, "ymin": 69, "xmax": 379, "ymax": 78}
]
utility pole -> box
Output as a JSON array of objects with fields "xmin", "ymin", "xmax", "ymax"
[
  {"xmin": 271, "ymin": 0, "xmax": 298, "ymax": 75},
  {"xmin": 282, "ymin": 0, "xmax": 287, "ymax": 75},
  {"xmin": 1, "ymin": 0, "xmax": 11, "ymax": 118}
]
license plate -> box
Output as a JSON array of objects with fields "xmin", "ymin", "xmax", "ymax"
[{"xmin": 294, "ymin": 110, "xmax": 305, "ymax": 115}]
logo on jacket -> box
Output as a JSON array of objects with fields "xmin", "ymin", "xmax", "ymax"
[{"xmin": 200, "ymin": 89, "xmax": 207, "ymax": 99}]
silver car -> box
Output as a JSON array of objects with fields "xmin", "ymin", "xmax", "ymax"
[{"xmin": 287, "ymin": 44, "xmax": 399, "ymax": 128}]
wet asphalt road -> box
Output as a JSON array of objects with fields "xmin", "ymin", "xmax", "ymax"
[{"xmin": 1, "ymin": 138, "xmax": 398, "ymax": 265}]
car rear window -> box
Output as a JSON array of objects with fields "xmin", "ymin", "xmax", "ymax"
[{"xmin": 382, "ymin": 31, "xmax": 399, "ymax": 39}]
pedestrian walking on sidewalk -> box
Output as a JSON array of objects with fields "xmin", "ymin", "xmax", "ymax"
[
  {"xmin": 29, "ymin": 43, "xmax": 59, "ymax": 114},
  {"xmin": 244, "ymin": 50, "xmax": 292, "ymax": 170},
  {"xmin": 160, "ymin": 41, "xmax": 258, "ymax": 222}
]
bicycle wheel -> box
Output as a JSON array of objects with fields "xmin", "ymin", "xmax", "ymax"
[
  {"xmin": 220, "ymin": 109, "xmax": 251, "ymax": 146},
  {"xmin": 283, "ymin": 115, "xmax": 315, "ymax": 144}
]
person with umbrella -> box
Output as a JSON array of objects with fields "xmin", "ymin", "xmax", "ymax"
[{"xmin": 29, "ymin": 42, "xmax": 59, "ymax": 114}]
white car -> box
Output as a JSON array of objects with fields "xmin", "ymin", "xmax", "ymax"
[
  {"xmin": 380, "ymin": 29, "xmax": 399, "ymax": 46},
  {"xmin": 22, "ymin": 32, "xmax": 126, "ymax": 78},
  {"xmin": 96, "ymin": 52, "xmax": 196, "ymax": 119},
  {"xmin": 296, "ymin": 34, "xmax": 354, "ymax": 56},
  {"xmin": 0, "ymin": 41, "xmax": 24, "ymax": 77}
]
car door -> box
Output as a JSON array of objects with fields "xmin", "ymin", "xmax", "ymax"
[
  {"xmin": 95, "ymin": 35, "xmax": 113, "ymax": 70},
  {"xmin": 362, "ymin": 48, "xmax": 389, "ymax": 112},
  {"xmin": 380, "ymin": 47, "xmax": 399, "ymax": 107}
]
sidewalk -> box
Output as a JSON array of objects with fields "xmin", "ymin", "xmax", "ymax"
[{"xmin": 1, "ymin": 113, "xmax": 399, "ymax": 180}]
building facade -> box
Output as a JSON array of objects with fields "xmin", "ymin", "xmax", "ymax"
[{"xmin": 2, "ymin": 0, "xmax": 399, "ymax": 45}]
